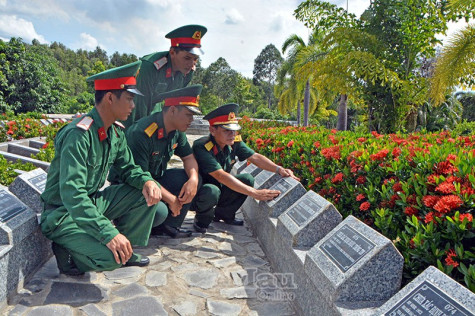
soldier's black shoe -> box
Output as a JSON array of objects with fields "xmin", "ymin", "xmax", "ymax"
[
  {"xmin": 151, "ymin": 224, "xmax": 192, "ymax": 238},
  {"xmin": 193, "ymin": 219, "xmax": 208, "ymax": 234},
  {"xmin": 213, "ymin": 215, "xmax": 244, "ymax": 226},
  {"xmin": 52, "ymin": 242, "xmax": 85, "ymax": 276},
  {"xmin": 124, "ymin": 253, "xmax": 150, "ymax": 267}
]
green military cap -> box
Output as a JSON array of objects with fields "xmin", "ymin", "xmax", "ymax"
[
  {"xmin": 86, "ymin": 61, "xmax": 143, "ymax": 96},
  {"xmin": 203, "ymin": 103, "xmax": 241, "ymax": 131},
  {"xmin": 154, "ymin": 84, "xmax": 203, "ymax": 114},
  {"xmin": 166, "ymin": 24, "xmax": 207, "ymax": 56}
]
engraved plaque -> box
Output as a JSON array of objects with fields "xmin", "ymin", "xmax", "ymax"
[
  {"xmin": 385, "ymin": 281, "xmax": 471, "ymax": 316},
  {"xmin": 254, "ymin": 170, "xmax": 273, "ymax": 188},
  {"xmin": 28, "ymin": 173, "xmax": 47, "ymax": 192},
  {"xmin": 288, "ymin": 196, "xmax": 322, "ymax": 227},
  {"xmin": 0, "ymin": 189, "xmax": 28, "ymax": 222},
  {"xmin": 320, "ymin": 224, "xmax": 375, "ymax": 272},
  {"xmin": 267, "ymin": 178, "xmax": 293, "ymax": 205}
]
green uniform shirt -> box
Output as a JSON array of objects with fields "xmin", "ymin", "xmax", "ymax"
[
  {"xmin": 41, "ymin": 107, "xmax": 155, "ymax": 244},
  {"xmin": 193, "ymin": 135, "xmax": 255, "ymax": 187},
  {"xmin": 124, "ymin": 51, "xmax": 194, "ymax": 127},
  {"xmin": 110, "ymin": 111, "xmax": 192, "ymax": 181}
]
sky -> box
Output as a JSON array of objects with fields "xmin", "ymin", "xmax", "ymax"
[{"xmin": 0, "ymin": 0, "xmax": 470, "ymax": 78}]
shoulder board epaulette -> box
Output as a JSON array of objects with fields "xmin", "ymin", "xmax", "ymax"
[
  {"xmin": 113, "ymin": 121, "xmax": 125, "ymax": 129},
  {"xmin": 153, "ymin": 57, "xmax": 168, "ymax": 71},
  {"xmin": 76, "ymin": 116, "xmax": 93, "ymax": 131},
  {"xmin": 234, "ymin": 134, "xmax": 242, "ymax": 142},
  {"xmin": 204, "ymin": 141, "xmax": 214, "ymax": 152},
  {"xmin": 144, "ymin": 122, "xmax": 158, "ymax": 137}
]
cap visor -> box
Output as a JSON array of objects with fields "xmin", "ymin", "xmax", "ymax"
[
  {"xmin": 184, "ymin": 47, "xmax": 204, "ymax": 56},
  {"xmin": 127, "ymin": 87, "xmax": 144, "ymax": 96},
  {"xmin": 220, "ymin": 123, "xmax": 241, "ymax": 131},
  {"xmin": 184, "ymin": 105, "xmax": 202, "ymax": 114}
]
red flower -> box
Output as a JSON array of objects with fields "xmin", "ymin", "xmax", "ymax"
[
  {"xmin": 255, "ymin": 138, "xmax": 264, "ymax": 146},
  {"xmin": 435, "ymin": 182, "xmax": 456, "ymax": 194},
  {"xmin": 356, "ymin": 194, "xmax": 365, "ymax": 201},
  {"xmin": 356, "ymin": 176, "xmax": 366, "ymax": 184},
  {"xmin": 423, "ymin": 195, "xmax": 439, "ymax": 208},
  {"xmin": 287, "ymin": 140, "xmax": 294, "ymax": 148},
  {"xmin": 331, "ymin": 172, "xmax": 344, "ymax": 184},
  {"xmin": 370, "ymin": 149, "xmax": 389, "ymax": 161},
  {"xmin": 360, "ymin": 202, "xmax": 370, "ymax": 211},
  {"xmin": 424, "ymin": 212, "xmax": 436, "ymax": 224},
  {"xmin": 321, "ymin": 145, "xmax": 341, "ymax": 160},
  {"xmin": 459, "ymin": 213, "xmax": 473, "ymax": 223},
  {"xmin": 404, "ymin": 206, "xmax": 418, "ymax": 216},
  {"xmin": 42, "ymin": 142, "xmax": 50, "ymax": 149},
  {"xmin": 357, "ymin": 137, "xmax": 366, "ymax": 143},
  {"xmin": 445, "ymin": 249, "xmax": 459, "ymax": 268},
  {"xmin": 433, "ymin": 195, "xmax": 463, "ymax": 213},
  {"xmin": 393, "ymin": 182, "xmax": 403, "ymax": 193},
  {"xmin": 392, "ymin": 147, "xmax": 402, "ymax": 158},
  {"xmin": 434, "ymin": 161, "xmax": 458, "ymax": 175}
]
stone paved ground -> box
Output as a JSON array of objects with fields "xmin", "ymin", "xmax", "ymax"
[
  {"xmin": 4, "ymin": 214, "xmax": 296, "ymax": 316},
  {"xmin": 3, "ymin": 133, "xmax": 297, "ymax": 316}
]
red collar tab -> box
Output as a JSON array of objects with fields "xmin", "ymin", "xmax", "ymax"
[
  {"xmin": 171, "ymin": 37, "xmax": 201, "ymax": 47},
  {"xmin": 166, "ymin": 68, "xmax": 172, "ymax": 78},
  {"xmin": 208, "ymin": 112, "xmax": 238, "ymax": 126},
  {"xmin": 98, "ymin": 127, "xmax": 107, "ymax": 142},
  {"xmin": 212, "ymin": 145, "xmax": 218, "ymax": 156},
  {"xmin": 164, "ymin": 96, "xmax": 199, "ymax": 107},
  {"xmin": 94, "ymin": 76, "xmax": 136, "ymax": 91},
  {"xmin": 157, "ymin": 128, "xmax": 164, "ymax": 139}
]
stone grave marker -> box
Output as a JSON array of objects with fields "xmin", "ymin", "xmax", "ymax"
[
  {"xmin": 253, "ymin": 169, "xmax": 280, "ymax": 189},
  {"xmin": 40, "ymin": 119, "xmax": 49, "ymax": 125},
  {"xmin": 277, "ymin": 191, "xmax": 342, "ymax": 248},
  {"xmin": 260, "ymin": 177, "xmax": 306, "ymax": 218},
  {"xmin": 231, "ymin": 160, "xmax": 247, "ymax": 176},
  {"xmin": 9, "ymin": 168, "xmax": 47, "ymax": 214},
  {"xmin": 304, "ymin": 215, "xmax": 403, "ymax": 305},
  {"xmin": 377, "ymin": 266, "xmax": 474, "ymax": 316},
  {"xmin": 241, "ymin": 163, "xmax": 261, "ymax": 177},
  {"xmin": 0, "ymin": 185, "xmax": 51, "ymax": 308}
]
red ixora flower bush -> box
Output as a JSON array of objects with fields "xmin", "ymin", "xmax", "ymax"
[{"xmin": 240, "ymin": 119, "xmax": 475, "ymax": 292}]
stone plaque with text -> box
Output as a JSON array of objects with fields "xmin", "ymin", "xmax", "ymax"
[
  {"xmin": 287, "ymin": 195, "xmax": 322, "ymax": 227},
  {"xmin": 28, "ymin": 173, "xmax": 47, "ymax": 192},
  {"xmin": 320, "ymin": 224, "xmax": 375, "ymax": 272},
  {"xmin": 267, "ymin": 177, "xmax": 293, "ymax": 206},
  {"xmin": 385, "ymin": 281, "xmax": 471, "ymax": 316},
  {"xmin": 0, "ymin": 189, "xmax": 28, "ymax": 222}
]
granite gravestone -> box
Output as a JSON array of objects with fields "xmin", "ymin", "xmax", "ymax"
[
  {"xmin": 9, "ymin": 168, "xmax": 47, "ymax": 214},
  {"xmin": 277, "ymin": 191, "xmax": 342, "ymax": 248},
  {"xmin": 0, "ymin": 185, "xmax": 50, "ymax": 308},
  {"xmin": 241, "ymin": 163, "xmax": 262, "ymax": 177},
  {"xmin": 231, "ymin": 160, "xmax": 248, "ymax": 176},
  {"xmin": 260, "ymin": 177, "xmax": 306, "ymax": 218},
  {"xmin": 304, "ymin": 215, "xmax": 403, "ymax": 305},
  {"xmin": 376, "ymin": 266, "xmax": 474, "ymax": 316},
  {"xmin": 253, "ymin": 169, "xmax": 281, "ymax": 189}
]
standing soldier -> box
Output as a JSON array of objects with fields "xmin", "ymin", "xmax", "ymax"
[
  {"xmin": 123, "ymin": 24, "xmax": 207, "ymax": 128},
  {"xmin": 40, "ymin": 61, "xmax": 162, "ymax": 275},
  {"xmin": 192, "ymin": 104, "xmax": 299, "ymax": 232},
  {"xmin": 109, "ymin": 85, "xmax": 217, "ymax": 238}
]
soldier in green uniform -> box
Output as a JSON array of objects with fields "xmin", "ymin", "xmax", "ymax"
[
  {"xmin": 192, "ymin": 104, "xmax": 299, "ymax": 231},
  {"xmin": 40, "ymin": 61, "xmax": 163, "ymax": 275},
  {"xmin": 109, "ymin": 84, "xmax": 217, "ymax": 238},
  {"xmin": 123, "ymin": 24, "xmax": 207, "ymax": 128}
]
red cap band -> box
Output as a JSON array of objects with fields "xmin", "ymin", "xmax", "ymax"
[
  {"xmin": 209, "ymin": 114, "xmax": 238, "ymax": 126},
  {"xmin": 171, "ymin": 37, "xmax": 201, "ymax": 47},
  {"xmin": 164, "ymin": 96, "xmax": 199, "ymax": 107},
  {"xmin": 94, "ymin": 76, "xmax": 137, "ymax": 90}
]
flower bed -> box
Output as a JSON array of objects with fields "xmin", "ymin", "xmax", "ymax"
[{"xmin": 239, "ymin": 117, "xmax": 475, "ymax": 292}]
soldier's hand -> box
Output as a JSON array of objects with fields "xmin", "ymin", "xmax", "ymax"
[
  {"xmin": 106, "ymin": 233, "xmax": 133, "ymax": 265},
  {"xmin": 143, "ymin": 180, "xmax": 162, "ymax": 206},
  {"xmin": 169, "ymin": 196, "xmax": 182, "ymax": 217},
  {"xmin": 278, "ymin": 168, "xmax": 300, "ymax": 181},
  {"xmin": 178, "ymin": 178, "xmax": 198, "ymax": 205},
  {"xmin": 252, "ymin": 189, "xmax": 281, "ymax": 201}
]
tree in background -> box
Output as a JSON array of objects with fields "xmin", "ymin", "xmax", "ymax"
[
  {"xmin": 0, "ymin": 38, "xmax": 67, "ymax": 113},
  {"xmin": 253, "ymin": 44, "xmax": 283, "ymax": 109}
]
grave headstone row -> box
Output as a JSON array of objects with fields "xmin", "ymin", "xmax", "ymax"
[
  {"xmin": 236, "ymin": 162, "xmax": 474, "ymax": 316},
  {"xmin": 0, "ymin": 138, "xmax": 50, "ymax": 171}
]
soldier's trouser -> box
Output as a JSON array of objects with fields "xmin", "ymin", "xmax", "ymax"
[
  {"xmin": 199, "ymin": 173, "xmax": 254, "ymax": 224},
  {"xmin": 42, "ymin": 184, "xmax": 158, "ymax": 272},
  {"xmin": 155, "ymin": 168, "xmax": 204, "ymax": 228}
]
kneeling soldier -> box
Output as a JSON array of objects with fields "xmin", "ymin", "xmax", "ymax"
[
  {"xmin": 40, "ymin": 61, "xmax": 162, "ymax": 275},
  {"xmin": 192, "ymin": 103, "xmax": 299, "ymax": 231}
]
